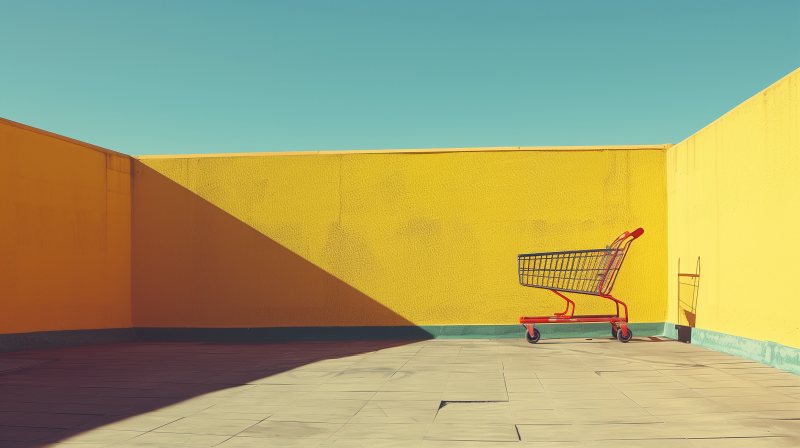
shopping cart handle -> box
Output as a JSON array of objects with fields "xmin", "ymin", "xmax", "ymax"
[{"xmin": 630, "ymin": 228, "xmax": 644, "ymax": 239}]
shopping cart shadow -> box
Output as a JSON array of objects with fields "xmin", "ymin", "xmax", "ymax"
[{"xmin": 676, "ymin": 257, "xmax": 700, "ymax": 343}]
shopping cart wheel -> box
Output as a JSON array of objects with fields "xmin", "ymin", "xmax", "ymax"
[
  {"xmin": 611, "ymin": 328, "xmax": 618, "ymax": 339},
  {"xmin": 525, "ymin": 328, "xmax": 541, "ymax": 344},
  {"xmin": 617, "ymin": 328, "xmax": 633, "ymax": 343}
]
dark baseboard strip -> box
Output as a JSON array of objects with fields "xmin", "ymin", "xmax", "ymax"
[
  {"xmin": 0, "ymin": 328, "xmax": 136, "ymax": 353},
  {"xmin": 135, "ymin": 326, "xmax": 436, "ymax": 342},
  {"xmin": 1, "ymin": 323, "xmax": 669, "ymax": 353}
]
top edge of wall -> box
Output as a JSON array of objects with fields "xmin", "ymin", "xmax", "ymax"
[
  {"xmin": 669, "ymin": 66, "xmax": 800, "ymax": 151},
  {"xmin": 0, "ymin": 117, "xmax": 131, "ymax": 159},
  {"xmin": 134, "ymin": 144, "xmax": 674, "ymax": 159}
]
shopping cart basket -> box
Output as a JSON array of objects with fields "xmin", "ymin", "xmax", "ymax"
[{"xmin": 518, "ymin": 228, "xmax": 644, "ymax": 343}]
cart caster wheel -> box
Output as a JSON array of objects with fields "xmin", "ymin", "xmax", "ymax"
[
  {"xmin": 617, "ymin": 328, "xmax": 633, "ymax": 343},
  {"xmin": 525, "ymin": 328, "xmax": 541, "ymax": 344},
  {"xmin": 611, "ymin": 328, "xmax": 618, "ymax": 339}
]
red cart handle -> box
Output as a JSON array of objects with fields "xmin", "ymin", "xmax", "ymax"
[{"xmin": 630, "ymin": 228, "xmax": 644, "ymax": 239}]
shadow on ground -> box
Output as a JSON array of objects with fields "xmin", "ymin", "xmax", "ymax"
[{"xmin": 0, "ymin": 339, "xmax": 419, "ymax": 447}]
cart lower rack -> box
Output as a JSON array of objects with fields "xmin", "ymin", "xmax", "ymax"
[{"xmin": 518, "ymin": 228, "xmax": 643, "ymax": 343}]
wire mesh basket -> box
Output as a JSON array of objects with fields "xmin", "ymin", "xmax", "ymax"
[{"xmin": 518, "ymin": 247, "xmax": 625, "ymax": 296}]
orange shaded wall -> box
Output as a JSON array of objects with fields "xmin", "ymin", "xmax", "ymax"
[{"xmin": 0, "ymin": 119, "xmax": 132, "ymax": 334}]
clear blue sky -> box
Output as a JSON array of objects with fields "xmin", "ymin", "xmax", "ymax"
[{"xmin": 1, "ymin": 1, "xmax": 798, "ymax": 155}]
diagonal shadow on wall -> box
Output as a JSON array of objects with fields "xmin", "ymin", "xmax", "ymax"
[
  {"xmin": 0, "ymin": 162, "xmax": 435, "ymax": 446},
  {"xmin": 130, "ymin": 160, "xmax": 432, "ymax": 338}
]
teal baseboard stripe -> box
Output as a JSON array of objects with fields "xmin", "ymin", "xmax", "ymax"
[
  {"xmin": 422, "ymin": 323, "xmax": 666, "ymax": 339},
  {"xmin": 0, "ymin": 328, "xmax": 137, "ymax": 353},
  {"xmin": 662, "ymin": 322, "xmax": 678, "ymax": 340},
  {"xmin": 420, "ymin": 325, "xmax": 522, "ymax": 339},
  {"xmin": 690, "ymin": 328, "xmax": 800, "ymax": 375},
  {"xmin": 545, "ymin": 322, "xmax": 665, "ymax": 339}
]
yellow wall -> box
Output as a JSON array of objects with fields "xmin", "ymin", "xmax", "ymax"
[
  {"xmin": 134, "ymin": 148, "xmax": 668, "ymax": 327},
  {"xmin": 0, "ymin": 119, "xmax": 132, "ymax": 334},
  {"xmin": 668, "ymin": 68, "xmax": 800, "ymax": 347}
]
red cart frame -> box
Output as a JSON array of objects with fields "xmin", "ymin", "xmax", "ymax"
[{"xmin": 518, "ymin": 228, "xmax": 644, "ymax": 343}]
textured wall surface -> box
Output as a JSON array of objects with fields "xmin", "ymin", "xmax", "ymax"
[
  {"xmin": 0, "ymin": 119, "xmax": 132, "ymax": 334},
  {"xmin": 134, "ymin": 148, "xmax": 668, "ymax": 328},
  {"xmin": 668, "ymin": 68, "xmax": 800, "ymax": 348}
]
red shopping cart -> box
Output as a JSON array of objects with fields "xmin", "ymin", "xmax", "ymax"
[{"xmin": 518, "ymin": 228, "xmax": 644, "ymax": 343}]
